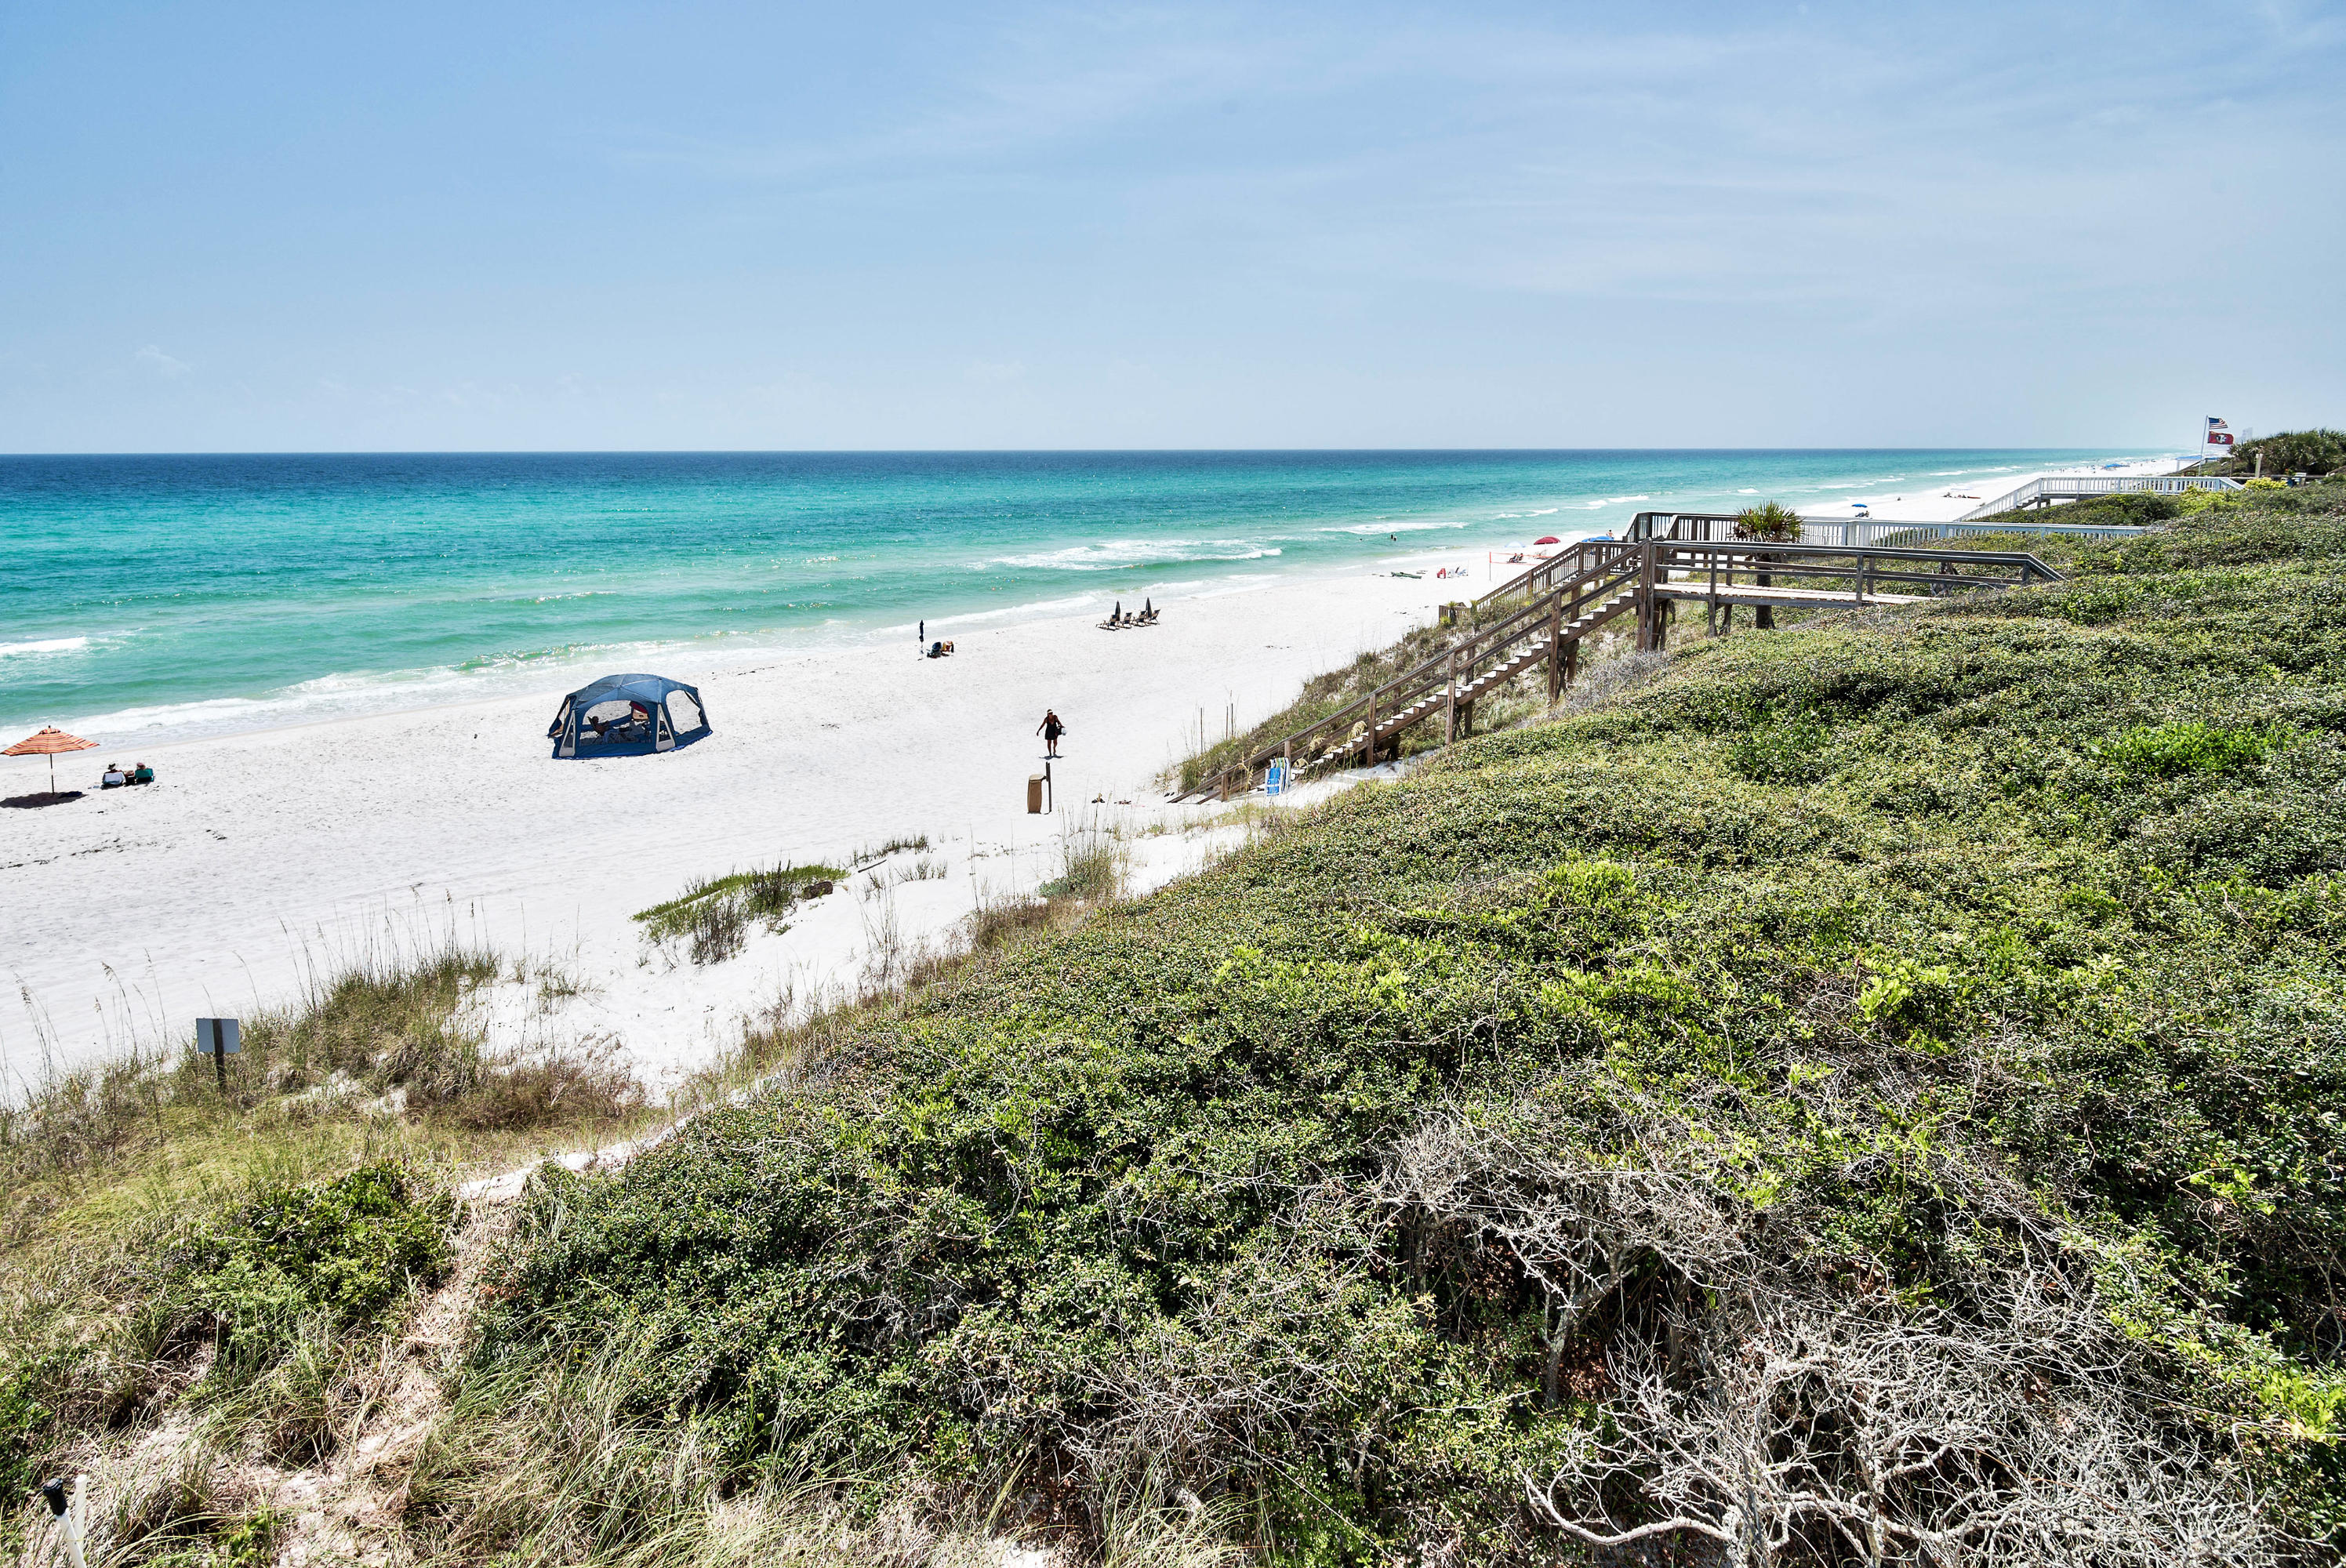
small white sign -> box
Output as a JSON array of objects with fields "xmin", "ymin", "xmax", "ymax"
[{"xmin": 195, "ymin": 1018, "xmax": 241, "ymax": 1055}]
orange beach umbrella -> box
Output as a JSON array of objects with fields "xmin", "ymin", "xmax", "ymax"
[{"xmin": 4, "ymin": 726, "xmax": 100, "ymax": 796}]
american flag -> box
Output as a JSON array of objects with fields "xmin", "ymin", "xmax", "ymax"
[{"xmin": 2207, "ymin": 417, "xmax": 2230, "ymax": 431}]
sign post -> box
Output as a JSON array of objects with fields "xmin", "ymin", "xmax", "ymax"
[
  {"xmin": 41, "ymin": 1474, "xmax": 88, "ymax": 1568},
  {"xmin": 195, "ymin": 1018, "xmax": 240, "ymax": 1093}
]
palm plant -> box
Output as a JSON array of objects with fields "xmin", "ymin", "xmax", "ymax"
[{"xmin": 1732, "ymin": 501, "xmax": 1803, "ymax": 542}]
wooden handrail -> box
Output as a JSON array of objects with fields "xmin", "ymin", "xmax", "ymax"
[{"xmin": 1178, "ymin": 537, "xmax": 2061, "ymax": 801}]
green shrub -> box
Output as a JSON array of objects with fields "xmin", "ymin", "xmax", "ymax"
[
  {"xmin": 1854, "ymin": 955, "xmax": 1966, "ymax": 1040},
  {"xmin": 169, "ymin": 1162, "xmax": 452, "ymax": 1374},
  {"xmin": 2092, "ymin": 720, "xmax": 2287, "ymax": 783},
  {"xmin": 2232, "ymin": 429, "xmax": 2346, "ymax": 477},
  {"xmin": 1725, "ymin": 710, "xmax": 1834, "ymax": 782}
]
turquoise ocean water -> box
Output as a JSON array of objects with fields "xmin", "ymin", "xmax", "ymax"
[{"xmin": 0, "ymin": 449, "xmax": 2156, "ymax": 743}]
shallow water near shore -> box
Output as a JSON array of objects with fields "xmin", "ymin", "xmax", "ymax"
[{"xmin": 1, "ymin": 447, "xmax": 2152, "ymax": 742}]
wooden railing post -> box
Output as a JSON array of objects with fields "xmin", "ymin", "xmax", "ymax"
[
  {"xmin": 1362, "ymin": 691, "xmax": 1378, "ymax": 768},
  {"xmin": 1546, "ymin": 594, "xmax": 1563, "ymax": 703},
  {"xmin": 1636, "ymin": 542, "xmax": 1658, "ymax": 652},
  {"xmin": 1444, "ymin": 650, "xmax": 1458, "ymax": 745}
]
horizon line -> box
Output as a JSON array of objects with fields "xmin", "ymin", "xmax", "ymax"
[{"xmin": 0, "ymin": 443, "xmax": 2181, "ymax": 460}]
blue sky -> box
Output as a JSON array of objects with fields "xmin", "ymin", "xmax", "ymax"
[{"xmin": 2, "ymin": 1, "xmax": 2341, "ymax": 451}]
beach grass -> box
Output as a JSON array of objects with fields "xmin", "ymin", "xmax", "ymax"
[
  {"xmin": 632, "ymin": 862, "xmax": 847, "ymax": 964},
  {"xmin": 0, "ymin": 935, "xmax": 665, "ymax": 1561}
]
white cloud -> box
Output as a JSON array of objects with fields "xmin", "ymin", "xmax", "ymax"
[{"xmin": 134, "ymin": 344, "xmax": 191, "ymax": 378}]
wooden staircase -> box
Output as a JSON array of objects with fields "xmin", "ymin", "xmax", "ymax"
[
  {"xmin": 1177, "ymin": 536, "xmax": 2061, "ymax": 802},
  {"xmin": 1175, "ymin": 549, "xmax": 1643, "ymax": 801},
  {"xmin": 1376, "ymin": 591, "xmax": 1637, "ymax": 735}
]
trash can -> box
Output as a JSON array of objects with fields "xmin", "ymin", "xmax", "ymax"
[{"xmin": 1027, "ymin": 775, "xmax": 1044, "ymax": 814}]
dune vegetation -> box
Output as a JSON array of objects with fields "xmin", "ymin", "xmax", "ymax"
[
  {"xmin": 2195, "ymin": 428, "xmax": 2345, "ymax": 479},
  {"xmin": 11, "ymin": 476, "xmax": 2346, "ymax": 1566},
  {"xmin": 404, "ymin": 478, "xmax": 2346, "ymax": 1564}
]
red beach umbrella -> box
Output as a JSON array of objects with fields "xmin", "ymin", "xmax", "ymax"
[
  {"xmin": 1533, "ymin": 535, "xmax": 1561, "ymax": 546},
  {"xmin": 3, "ymin": 726, "xmax": 100, "ymax": 797}
]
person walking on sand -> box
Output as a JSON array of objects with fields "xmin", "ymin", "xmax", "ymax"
[{"xmin": 1037, "ymin": 709, "xmax": 1066, "ymax": 758}]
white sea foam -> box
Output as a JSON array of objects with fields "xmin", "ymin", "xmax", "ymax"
[
  {"xmin": 71, "ymin": 636, "xmax": 703, "ymax": 742},
  {"xmin": 993, "ymin": 539, "xmax": 1282, "ymax": 570},
  {"xmin": 928, "ymin": 591, "xmax": 1105, "ymax": 628},
  {"xmin": 1322, "ymin": 517, "xmax": 1476, "ymax": 535},
  {"xmin": 0, "ymin": 636, "xmax": 92, "ymax": 659}
]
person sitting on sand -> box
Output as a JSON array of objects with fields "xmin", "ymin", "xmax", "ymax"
[
  {"xmin": 101, "ymin": 764, "xmax": 125, "ymax": 789},
  {"xmin": 1037, "ymin": 709, "xmax": 1066, "ymax": 758},
  {"xmin": 133, "ymin": 763, "xmax": 154, "ymax": 785}
]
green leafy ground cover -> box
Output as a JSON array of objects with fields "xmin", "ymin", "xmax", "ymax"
[{"xmin": 445, "ymin": 481, "xmax": 2346, "ymax": 1563}]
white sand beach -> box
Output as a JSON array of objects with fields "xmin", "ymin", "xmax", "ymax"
[
  {"xmin": 1792, "ymin": 454, "xmax": 2187, "ymax": 524},
  {"xmin": 2, "ymin": 561, "xmax": 1469, "ymax": 1091}
]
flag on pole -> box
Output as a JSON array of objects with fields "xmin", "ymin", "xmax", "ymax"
[
  {"xmin": 2206, "ymin": 417, "xmax": 2230, "ymax": 431},
  {"xmin": 2206, "ymin": 416, "xmax": 2235, "ymax": 447}
]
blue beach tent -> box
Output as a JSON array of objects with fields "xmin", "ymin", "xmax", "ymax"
[{"xmin": 548, "ymin": 673, "xmax": 711, "ymax": 757}]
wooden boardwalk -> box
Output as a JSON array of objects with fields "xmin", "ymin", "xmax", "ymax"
[{"xmin": 1175, "ymin": 532, "xmax": 2060, "ymax": 802}]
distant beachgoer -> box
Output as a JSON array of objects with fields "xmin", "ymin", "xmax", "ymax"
[
  {"xmin": 1037, "ymin": 709, "xmax": 1066, "ymax": 758},
  {"xmin": 919, "ymin": 619, "xmax": 925, "ymax": 655},
  {"xmin": 101, "ymin": 765, "xmax": 125, "ymax": 789},
  {"xmin": 133, "ymin": 763, "xmax": 154, "ymax": 784}
]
